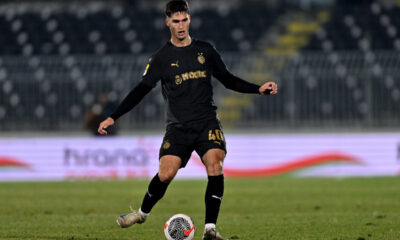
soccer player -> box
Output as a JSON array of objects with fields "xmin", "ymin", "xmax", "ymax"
[{"xmin": 98, "ymin": 0, "xmax": 278, "ymax": 239}]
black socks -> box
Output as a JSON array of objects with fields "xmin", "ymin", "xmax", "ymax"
[
  {"xmin": 205, "ymin": 174, "xmax": 224, "ymax": 224},
  {"xmin": 140, "ymin": 173, "xmax": 170, "ymax": 214},
  {"xmin": 140, "ymin": 173, "xmax": 224, "ymax": 224}
]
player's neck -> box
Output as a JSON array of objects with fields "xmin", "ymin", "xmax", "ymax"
[{"xmin": 170, "ymin": 35, "xmax": 192, "ymax": 47}]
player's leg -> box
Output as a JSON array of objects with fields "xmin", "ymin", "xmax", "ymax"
[
  {"xmin": 194, "ymin": 119, "xmax": 228, "ymax": 240},
  {"xmin": 117, "ymin": 123, "xmax": 194, "ymax": 228},
  {"xmin": 117, "ymin": 155, "xmax": 181, "ymax": 228},
  {"xmin": 201, "ymin": 149, "xmax": 228, "ymax": 240},
  {"xmin": 140, "ymin": 155, "xmax": 181, "ymax": 214}
]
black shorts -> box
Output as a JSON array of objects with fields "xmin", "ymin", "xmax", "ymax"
[{"xmin": 159, "ymin": 118, "xmax": 227, "ymax": 168}]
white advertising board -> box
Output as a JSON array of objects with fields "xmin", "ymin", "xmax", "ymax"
[{"xmin": 0, "ymin": 133, "xmax": 399, "ymax": 181}]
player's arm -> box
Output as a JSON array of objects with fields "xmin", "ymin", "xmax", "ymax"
[
  {"xmin": 210, "ymin": 46, "xmax": 277, "ymax": 95},
  {"xmin": 97, "ymin": 83, "xmax": 152, "ymax": 135},
  {"xmin": 98, "ymin": 57, "xmax": 161, "ymax": 135}
]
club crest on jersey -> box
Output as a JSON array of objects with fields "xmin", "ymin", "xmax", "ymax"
[
  {"xmin": 197, "ymin": 52, "xmax": 205, "ymax": 64},
  {"xmin": 162, "ymin": 140, "xmax": 171, "ymax": 149}
]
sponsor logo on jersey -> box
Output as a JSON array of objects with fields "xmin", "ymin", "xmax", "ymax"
[
  {"xmin": 197, "ymin": 52, "xmax": 205, "ymax": 64},
  {"xmin": 175, "ymin": 70, "xmax": 207, "ymax": 85}
]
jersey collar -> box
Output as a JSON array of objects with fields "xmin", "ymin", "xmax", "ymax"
[{"xmin": 168, "ymin": 38, "xmax": 195, "ymax": 50}]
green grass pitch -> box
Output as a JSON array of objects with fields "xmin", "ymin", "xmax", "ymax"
[{"xmin": 0, "ymin": 177, "xmax": 399, "ymax": 240}]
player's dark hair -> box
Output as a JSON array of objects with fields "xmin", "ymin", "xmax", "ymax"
[{"xmin": 165, "ymin": 0, "xmax": 189, "ymax": 17}]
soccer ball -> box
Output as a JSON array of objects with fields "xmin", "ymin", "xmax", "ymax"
[{"xmin": 164, "ymin": 213, "xmax": 195, "ymax": 240}]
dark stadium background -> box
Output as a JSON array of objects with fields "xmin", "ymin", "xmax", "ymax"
[{"xmin": 0, "ymin": 0, "xmax": 399, "ymax": 134}]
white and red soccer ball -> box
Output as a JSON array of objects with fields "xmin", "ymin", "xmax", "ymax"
[{"xmin": 164, "ymin": 213, "xmax": 195, "ymax": 240}]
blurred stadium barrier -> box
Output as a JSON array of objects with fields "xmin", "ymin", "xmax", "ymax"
[
  {"xmin": 0, "ymin": 51, "xmax": 399, "ymax": 132},
  {"xmin": 1, "ymin": 133, "xmax": 399, "ymax": 181}
]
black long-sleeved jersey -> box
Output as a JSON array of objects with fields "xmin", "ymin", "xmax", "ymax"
[{"xmin": 110, "ymin": 39, "xmax": 261, "ymax": 125}]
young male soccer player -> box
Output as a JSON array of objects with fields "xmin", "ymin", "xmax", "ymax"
[{"xmin": 98, "ymin": 0, "xmax": 278, "ymax": 239}]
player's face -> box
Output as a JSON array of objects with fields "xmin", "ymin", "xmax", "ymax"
[{"xmin": 166, "ymin": 12, "xmax": 191, "ymax": 42}]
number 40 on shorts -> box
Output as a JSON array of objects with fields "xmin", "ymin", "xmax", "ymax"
[{"xmin": 208, "ymin": 129, "xmax": 224, "ymax": 141}]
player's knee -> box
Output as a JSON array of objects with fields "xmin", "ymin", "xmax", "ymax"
[
  {"xmin": 203, "ymin": 149, "xmax": 225, "ymax": 175},
  {"xmin": 206, "ymin": 160, "xmax": 224, "ymax": 175},
  {"xmin": 204, "ymin": 149, "xmax": 225, "ymax": 162},
  {"xmin": 158, "ymin": 170, "xmax": 176, "ymax": 183}
]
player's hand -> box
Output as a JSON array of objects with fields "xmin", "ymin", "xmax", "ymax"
[
  {"xmin": 259, "ymin": 81, "xmax": 278, "ymax": 95},
  {"xmin": 98, "ymin": 117, "xmax": 115, "ymax": 135}
]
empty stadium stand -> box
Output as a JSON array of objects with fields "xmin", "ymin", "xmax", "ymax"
[{"xmin": 0, "ymin": 0, "xmax": 399, "ymax": 132}]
